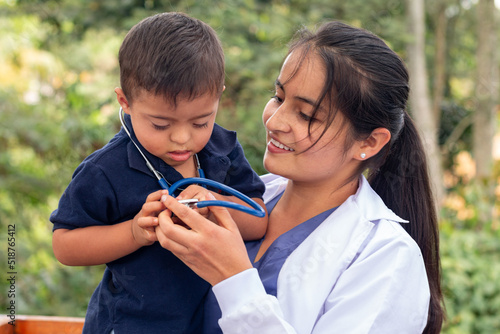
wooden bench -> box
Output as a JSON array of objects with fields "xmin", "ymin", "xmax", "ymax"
[{"xmin": 0, "ymin": 315, "xmax": 84, "ymax": 334}]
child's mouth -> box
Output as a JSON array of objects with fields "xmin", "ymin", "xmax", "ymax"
[{"xmin": 168, "ymin": 151, "xmax": 191, "ymax": 162}]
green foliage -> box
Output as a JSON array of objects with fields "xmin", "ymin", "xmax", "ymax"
[
  {"xmin": 0, "ymin": 7, "xmax": 117, "ymax": 315},
  {"xmin": 440, "ymin": 226, "xmax": 500, "ymax": 333},
  {"xmin": 1, "ymin": 1, "xmax": 499, "ymax": 332},
  {"xmin": 439, "ymin": 158, "xmax": 500, "ymax": 332}
]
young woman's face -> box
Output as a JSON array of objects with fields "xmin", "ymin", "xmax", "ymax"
[
  {"xmin": 262, "ymin": 51, "xmax": 359, "ymax": 185},
  {"xmin": 118, "ymin": 90, "xmax": 218, "ymax": 171}
]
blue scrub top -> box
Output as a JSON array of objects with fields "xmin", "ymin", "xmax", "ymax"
[
  {"xmin": 50, "ymin": 114, "xmax": 265, "ymax": 334},
  {"xmin": 203, "ymin": 192, "xmax": 337, "ymax": 333}
]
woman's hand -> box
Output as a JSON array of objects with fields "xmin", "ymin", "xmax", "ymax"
[{"xmin": 156, "ymin": 193, "xmax": 253, "ymax": 286}]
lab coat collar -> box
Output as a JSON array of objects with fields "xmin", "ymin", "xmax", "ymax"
[
  {"xmin": 262, "ymin": 173, "xmax": 407, "ymax": 224},
  {"xmin": 352, "ymin": 175, "xmax": 408, "ymax": 224}
]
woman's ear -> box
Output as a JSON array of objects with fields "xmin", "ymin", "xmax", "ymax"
[
  {"xmin": 355, "ymin": 128, "xmax": 391, "ymax": 160},
  {"xmin": 115, "ymin": 88, "xmax": 131, "ymax": 114}
]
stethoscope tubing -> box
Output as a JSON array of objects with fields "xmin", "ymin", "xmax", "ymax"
[
  {"xmin": 119, "ymin": 107, "xmax": 265, "ymax": 218},
  {"xmin": 167, "ymin": 178, "xmax": 266, "ymax": 218}
]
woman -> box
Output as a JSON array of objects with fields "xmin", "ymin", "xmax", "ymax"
[{"xmin": 156, "ymin": 21, "xmax": 444, "ymax": 333}]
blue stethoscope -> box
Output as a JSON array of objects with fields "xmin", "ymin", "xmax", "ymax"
[{"xmin": 119, "ymin": 107, "xmax": 265, "ymax": 217}]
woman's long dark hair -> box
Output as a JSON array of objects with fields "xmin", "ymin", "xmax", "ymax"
[{"xmin": 288, "ymin": 21, "xmax": 444, "ymax": 333}]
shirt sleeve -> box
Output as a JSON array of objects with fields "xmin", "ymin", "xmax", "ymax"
[
  {"xmin": 50, "ymin": 160, "xmax": 118, "ymax": 231},
  {"xmin": 224, "ymin": 141, "xmax": 265, "ymax": 200},
  {"xmin": 213, "ymin": 269, "xmax": 297, "ymax": 334}
]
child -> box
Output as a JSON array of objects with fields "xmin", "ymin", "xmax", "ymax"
[{"xmin": 50, "ymin": 12, "xmax": 267, "ymax": 334}]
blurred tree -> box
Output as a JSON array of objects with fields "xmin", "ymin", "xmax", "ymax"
[
  {"xmin": 406, "ymin": 0, "xmax": 445, "ymax": 204},
  {"xmin": 428, "ymin": 0, "xmax": 450, "ymax": 126},
  {"xmin": 473, "ymin": 0, "xmax": 498, "ymax": 225}
]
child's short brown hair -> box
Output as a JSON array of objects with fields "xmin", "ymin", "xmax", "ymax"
[{"xmin": 118, "ymin": 12, "xmax": 225, "ymax": 105}]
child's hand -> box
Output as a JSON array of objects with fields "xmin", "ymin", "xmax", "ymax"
[
  {"xmin": 177, "ymin": 185, "xmax": 215, "ymax": 220},
  {"xmin": 131, "ymin": 190, "xmax": 169, "ymax": 246}
]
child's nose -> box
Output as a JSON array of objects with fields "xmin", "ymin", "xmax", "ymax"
[{"xmin": 170, "ymin": 127, "xmax": 191, "ymax": 145}]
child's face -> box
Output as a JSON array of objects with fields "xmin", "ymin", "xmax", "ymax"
[{"xmin": 117, "ymin": 89, "xmax": 219, "ymax": 172}]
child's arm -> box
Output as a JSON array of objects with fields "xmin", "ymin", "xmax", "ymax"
[
  {"xmin": 52, "ymin": 189, "xmax": 168, "ymax": 266},
  {"xmin": 176, "ymin": 186, "xmax": 268, "ymax": 241},
  {"xmin": 212, "ymin": 194, "xmax": 267, "ymax": 240}
]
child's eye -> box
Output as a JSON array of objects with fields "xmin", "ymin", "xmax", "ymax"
[
  {"xmin": 193, "ymin": 122, "xmax": 209, "ymax": 129},
  {"xmin": 152, "ymin": 123, "xmax": 169, "ymax": 131}
]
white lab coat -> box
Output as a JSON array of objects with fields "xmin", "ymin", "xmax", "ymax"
[{"xmin": 212, "ymin": 174, "xmax": 430, "ymax": 334}]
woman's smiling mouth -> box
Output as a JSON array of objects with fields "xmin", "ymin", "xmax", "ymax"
[{"xmin": 269, "ymin": 138, "xmax": 295, "ymax": 151}]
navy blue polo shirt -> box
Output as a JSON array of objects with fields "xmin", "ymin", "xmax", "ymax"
[{"xmin": 50, "ymin": 114, "xmax": 265, "ymax": 334}]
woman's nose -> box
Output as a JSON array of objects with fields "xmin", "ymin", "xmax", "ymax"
[{"xmin": 263, "ymin": 105, "xmax": 290, "ymax": 133}]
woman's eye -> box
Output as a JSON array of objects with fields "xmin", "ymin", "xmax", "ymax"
[
  {"xmin": 272, "ymin": 95, "xmax": 284, "ymax": 104},
  {"xmin": 299, "ymin": 112, "xmax": 314, "ymax": 122}
]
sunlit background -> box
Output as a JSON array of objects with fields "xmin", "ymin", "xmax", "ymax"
[{"xmin": 1, "ymin": 1, "xmax": 499, "ymax": 333}]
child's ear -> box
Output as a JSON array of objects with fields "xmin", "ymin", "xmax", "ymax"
[
  {"xmin": 115, "ymin": 88, "xmax": 131, "ymax": 114},
  {"xmin": 355, "ymin": 128, "xmax": 391, "ymax": 161}
]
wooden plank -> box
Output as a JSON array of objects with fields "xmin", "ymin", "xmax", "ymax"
[
  {"xmin": 6, "ymin": 316, "xmax": 84, "ymax": 334},
  {"xmin": 0, "ymin": 317, "xmax": 15, "ymax": 334}
]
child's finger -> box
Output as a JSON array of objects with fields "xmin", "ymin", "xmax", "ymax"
[
  {"xmin": 143, "ymin": 227, "xmax": 158, "ymax": 242},
  {"xmin": 137, "ymin": 216, "xmax": 159, "ymax": 229},
  {"xmin": 141, "ymin": 200, "xmax": 168, "ymax": 217},
  {"xmin": 177, "ymin": 185, "xmax": 206, "ymax": 200},
  {"xmin": 193, "ymin": 206, "xmax": 210, "ymax": 217}
]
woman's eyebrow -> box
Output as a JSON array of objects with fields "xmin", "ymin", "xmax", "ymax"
[
  {"xmin": 275, "ymin": 79, "xmax": 284, "ymax": 91},
  {"xmin": 275, "ymin": 78, "xmax": 321, "ymax": 110}
]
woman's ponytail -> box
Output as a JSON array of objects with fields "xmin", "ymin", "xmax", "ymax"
[
  {"xmin": 368, "ymin": 112, "xmax": 444, "ymax": 334},
  {"xmin": 292, "ymin": 21, "xmax": 445, "ymax": 333}
]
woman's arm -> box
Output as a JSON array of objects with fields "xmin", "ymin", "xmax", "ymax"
[
  {"xmin": 213, "ymin": 268, "xmax": 297, "ymax": 333},
  {"xmin": 217, "ymin": 225, "xmax": 428, "ymax": 334},
  {"xmin": 156, "ymin": 194, "xmax": 429, "ymax": 334},
  {"xmin": 156, "ymin": 193, "xmax": 298, "ymax": 333}
]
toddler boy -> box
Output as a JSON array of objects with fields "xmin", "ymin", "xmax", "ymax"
[{"xmin": 50, "ymin": 12, "xmax": 267, "ymax": 333}]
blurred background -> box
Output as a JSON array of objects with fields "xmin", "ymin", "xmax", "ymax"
[{"xmin": 0, "ymin": 0, "xmax": 499, "ymax": 332}]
